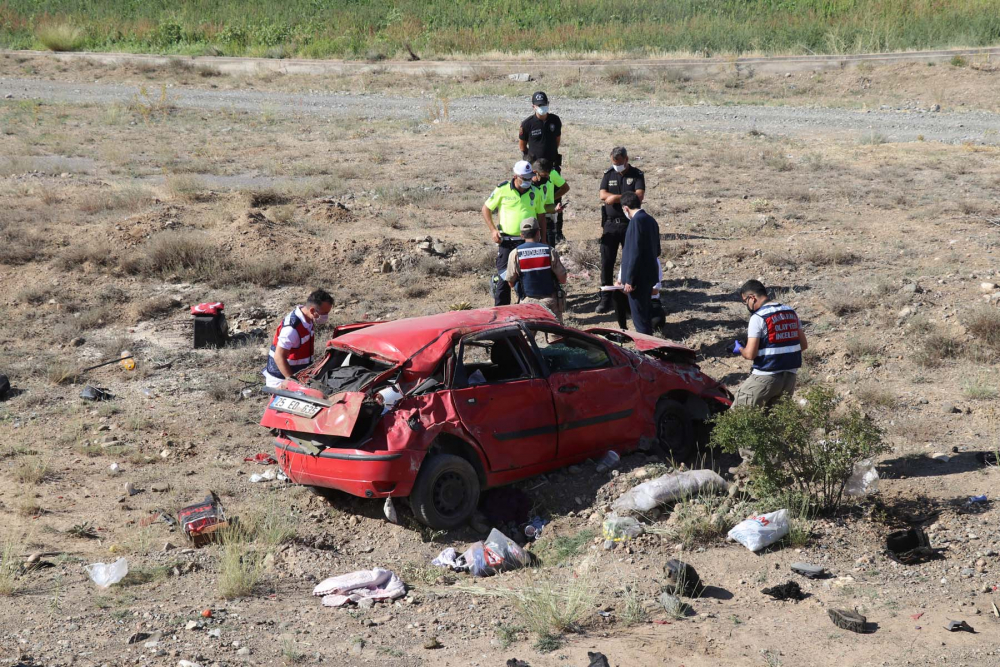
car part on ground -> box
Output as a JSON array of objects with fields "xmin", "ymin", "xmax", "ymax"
[{"xmin": 885, "ymin": 527, "xmax": 944, "ymax": 564}]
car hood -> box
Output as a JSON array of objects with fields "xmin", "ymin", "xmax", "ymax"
[{"xmin": 585, "ymin": 328, "xmax": 698, "ymax": 362}]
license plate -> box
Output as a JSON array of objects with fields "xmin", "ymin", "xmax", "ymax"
[{"xmin": 270, "ymin": 396, "xmax": 322, "ymax": 419}]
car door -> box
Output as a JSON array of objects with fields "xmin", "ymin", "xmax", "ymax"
[
  {"xmin": 525, "ymin": 324, "xmax": 641, "ymax": 459},
  {"xmin": 450, "ymin": 328, "xmax": 558, "ymax": 472}
]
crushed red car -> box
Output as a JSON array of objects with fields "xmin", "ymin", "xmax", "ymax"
[{"xmin": 260, "ymin": 305, "xmax": 732, "ymax": 529}]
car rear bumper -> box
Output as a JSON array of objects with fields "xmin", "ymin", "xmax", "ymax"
[{"xmin": 273, "ymin": 437, "xmax": 423, "ymax": 498}]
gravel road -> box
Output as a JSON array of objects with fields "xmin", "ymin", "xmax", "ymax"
[{"xmin": 2, "ymin": 76, "xmax": 999, "ymax": 144}]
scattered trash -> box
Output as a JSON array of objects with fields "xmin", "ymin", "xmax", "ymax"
[
  {"xmin": 523, "ymin": 516, "xmax": 547, "ymax": 539},
  {"xmin": 967, "ymin": 494, "xmax": 988, "ymax": 505},
  {"xmin": 602, "ymin": 513, "xmax": 644, "ymax": 544},
  {"xmin": 243, "ymin": 453, "xmax": 277, "ymax": 465},
  {"xmin": 828, "ymin": 608, "xmax": 869, "ymax": 633},
  {"xmin": 140, "ymin": 509, "xmax": 178, "ymax": 528},
  {"xmin": 249, "ymin": 469, "xmax": 287, "ymax": 483},
  {"xmin": 80, "ymin": 354, "xmax": 134, "ymax": 374},
  {"xmin": 596, "ymin": 450, "xmax": 621, "ymax": 473},
  {"xmin": 790, "ymin": 562, "xmax": 829, "ymax": 579},
  {"xmin": 201, "ymin": 609, "xmax": 213, "ymax": 618},
  {"xmin": 587, "ymin": 652, "xmax": 612, "ymax": 667},
  {"xmin": 178, "ymin": 491, "xmax": 228, "ymax": 547},
  {"xmin": 886, "ymin": 527, "xmax": 943, "ymax": 565},
  {"xmin": 612, "ymin": 469, "xmax": 728, "ymax": 515},
  {"xmin": 844, "ymin": 459, "xmax": 879, "ymax": 497},
  {"xmin": 432, "ymin": 547, "xmax": 463, "ymax": 570},
  {"xmin": 108, "ymin": 463, "xmax": 120, "ymax": 475},
  {"xmin": 80, "ymin": 386, "xmax": 114, "ymax": 402},
  {"xmin": 910, "ymin": 612, "xmax": 924, "ymax": 621},
  {"xmin": 383, "ymin": 497, "xmax": 398, "ymax": 524},
  {"xmin": 975, "ymin": 452, "xmax": 998, "ymax": 467},
  {"xmin": 313, "ymin": 568, "xmax": 406, "ymax": 607},
  {"xmin": 728, "ymin": 509, "xmax": 790, "ymax": 552},
  {"xmin": 85, "ymin": 557, "xmax": 128, "ymax": 588},
  {"xmin": 435, "ymin": 528, "xmax": 533, "ymax": 577},
  {"xmin": 945, "ymin": 620, "xmax": 975, "ymax": 633},
  {"xmin": 929, "ymin": 452, "xmax": 954, "ymax": 463},
  {"xmin": 762, "ymin": 580, "xmax": 806, "ymax": 601},
  {"xmin": 663, "ymin": 559, "xmax": 704, "ymax": 597},
  {"xmin": 659, "ymin": 592, "xmax": 691, "ymax": 618}
]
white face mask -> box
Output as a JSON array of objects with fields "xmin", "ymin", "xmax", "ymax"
[
  {"xmin": 536, "ymin": 105, "xmax": 549, "ymax": 115},
  {"xmin": 613, "ymin": 163, "xmax": 627, "ymax": 173},
  {"xmin": 316, "ymin": 313, "xmax": 329, "ymax": 325},
  {"xmin": 516, "ymin": 178, "xmax": 532, "ymax": 190}
]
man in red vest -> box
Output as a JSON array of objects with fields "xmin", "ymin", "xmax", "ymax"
[{"xmin": 263, "ymin": 289, "xmax": 334, "ymax": 388}]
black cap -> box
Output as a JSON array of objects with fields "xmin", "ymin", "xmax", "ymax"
[{"xmin": 532, "ymin": 91, "xmax": 549, "ymax": 106}]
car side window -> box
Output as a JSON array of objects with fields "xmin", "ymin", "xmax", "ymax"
[
  {"xmin": 528, "ymin": 327, "xmax": 612, "ymax": 374},
  {"xmin": 454, "ymin": 334, "xmax": 533, "ymax": 388}
]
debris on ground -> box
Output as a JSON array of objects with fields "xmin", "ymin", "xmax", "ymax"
[
  {"xmin": 506, "ymin": 660, "xmax": 531, "ymax": 667},
  {"xmin": 80, "ymin": 386, "xmax": 114, "ymax": 402},
  {"xmin": 663, "ymin": 559, "xmax": 704, "ymax": 597},
  {"xmin": 975, "ymin": 451, "xmax": 998, "ymax": 466},
  {"xmin": 885, "ymin": 527, "xmax": 944, "ymax": 565},
  {"xmin": 383, "ymin": 497, "xmax": 398, "ymax": 524},
  {"xmin": 243, "ymin": 453, "xmax": 277, "ymax": 465},
  {"xmin": 433, "ymin": 528, "xmax": 532, "ymax": 577},
  {"xmin": 249, "ymin": 468, "xmax": 287, "ymax": 483},
  {"xmin": 523, "ymin": 516, "xmax": 546, "ymax": 539},
  {"xmin": 728, "ymin": 509, "xmax": 790, "ymax": 552},
  {"xmin": 313, "ymin": 568, "xmax": 406, "ymax": 607},
  {"xmin": 844, "ymin": 459, "xmax": 879, "ymax": 497},
  {"xmin": 587, "ymin": 651, "xmax": 612, "ymax": 667},
  {"xmin": 432, "ymin": 547, "xmax": 463, "ymax": 570},
  {"xmin": 761, "ymin": 580, "xmax": 806, "ymax": 601},
  {"xmin": 191, "ymin": 302, "xmax": 228, "ymax": 349},
  {"xmin": 828, "ymin": 608, "xmax": 869, "ymax": 633},
  {"xmin": 178, "ymin": 491, "xmax": 227, "ymax": 547},
  {"xmin": 85, "ymin": 557, "xmax": 128, "ymax": 588},
  {"xmin": 611, "ymin": 469, "xmax": 728, "ymax": 515},
  {"xmin": 596, "ymin": 450, "xmax": 621, "ymax": 473},
  {"xmin": 967, "ymin": 494, "xmax": 988, "ymax": 505},
  {"xmin": 928, "ymin": 452, "xmax": 954, "ymax": 463},
  {"xmin": 944, "ymin": 620, "xmax": 975, "ymax": 633},
  {"xmin": 602, "ymin": 514, "xmax": 644, "ymax": 547},
  {"xmin": 791, "ymin": 562, "xmax": 829, "ymax": 579}
]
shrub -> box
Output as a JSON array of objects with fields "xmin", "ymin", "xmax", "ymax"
[
  {"xmin": 35, "ymin": 22, "xmax": 85, "ymax": 52},
  {"xmin": 710, "ymin": 385, "xmax": 888, "ymax": 513},
  {"xmin": 967, "ymin": 307, "xmax": 1000, "ymax": 351},
  {"xmin": 0, "ymin": 224, "xmax": 46, "ymax": 265},
  {"xmin": 914, "ymin": 331, "xmax": 962, "ymax": 367}
]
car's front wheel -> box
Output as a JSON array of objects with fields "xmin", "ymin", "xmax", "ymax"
[{"xmin": 409, "ymin": 453, "xmax": 481, "ymax": 529}]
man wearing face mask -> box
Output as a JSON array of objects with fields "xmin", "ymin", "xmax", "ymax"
[
  {"xmin": 519, "ymin": 92, "xmax": 562, "ymax": 170},
  {"xmin": 597, "ymin": 146, "xmax": 645, "ymax": 314},
  {"xmin": 482, "ymin": 161, "xmax": 547, "ymax": 306},
  {"xmin": 532, "ymin": 157, "xmax": 570, "ymax": 245},
  {"xmin": 731, "ymin": 280, "xmax": 808, "ymax": 408},
  {"xmin": 618, "ymin": 192, "xmax": 660, "ymax": 335},
  {"xmin": 262, "ymin": 289, "xmax": 334, "ymax": 389}
]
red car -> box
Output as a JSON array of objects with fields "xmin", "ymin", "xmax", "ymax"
[{"xmin": 260, "ymin": 305, "xmax": 732, "ymax": 529}]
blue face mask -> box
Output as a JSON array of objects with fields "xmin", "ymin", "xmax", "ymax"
[{"xmin": 536, "ymin": 105, "xmax": 549, "ymax": 115}]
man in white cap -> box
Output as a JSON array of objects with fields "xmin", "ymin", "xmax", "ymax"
[
  {"xmin": 482, "ymin": 160, "xmax": 547, "ymax": 306},
  {"xmin": 507, "ymin": 217, "xmax": 567, "ymax": 322}
]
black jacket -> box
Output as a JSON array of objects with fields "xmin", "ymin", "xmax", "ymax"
[{"xmin": 621, "ymin": 209, "xmax": 660, "ymax": 288}]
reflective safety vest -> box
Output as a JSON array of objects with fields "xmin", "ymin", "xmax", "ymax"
[
  {"xmin": 751, "ymin": 303, "xmax": 802, "ymax": 373},
  {"xmin": 264, "ymin": 308, "xmax": 314, "ymax": 378},
  {"xmin": 516, "ymin": 242, "xmax": 556, "ymax": 298}
]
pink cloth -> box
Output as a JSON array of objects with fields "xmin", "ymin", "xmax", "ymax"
[{"xmin": 312, "ymin": 568, "xmax": 406, "ymax": 607}]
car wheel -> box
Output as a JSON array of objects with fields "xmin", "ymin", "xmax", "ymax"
[
  {"xmin": 409, "ymin": 453, "xmax": 481, "ymax": 530},
  {"xmin": 655, "ymin": 399, "xmax": 695, "ymax": 462}
]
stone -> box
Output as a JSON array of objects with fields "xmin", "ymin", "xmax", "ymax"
[
  {"xmin": 207, "ymin": 629, "xmax": 221, "ymax": 639},
  {"xmin": 432, "ymin": 241, "xmax": 448, "ymax": 256},
  {"xmin": 349, "ymin": 640, "xmax": 365, "ymax": 656},
  {"xmin": 184, "ymin": 620, "xmax": 201, "ymax": 631},
  {"xmin": 942, "ymin": 403, "xmax": 960, "ymax": 414},
  {"xmin": 163, "ymin": 541, "xmax": 177, "ymax": 552},
  {"xmin": 659, "ymin": 593, "xmax": 688, "ymax": 617},
  {"xmin": 981, "ymin": 282, "xmax": 997, "ymax": 292},
  {"xmin": 356, "ymin": 597, "xmax": 375, "ymax": 610},
  {"xmin": 900, "ymin": 283, "xmax": 920, "ymax": 295},
  {"xmin": 125, "ymin": 482, "xmax": 139, "ymax": 496},
  {"xmin": 423, "ymin": 637, "xmax": 442, "ymax": 649},
  {"xmin": 897, "ymin": 306, "xmax": 914, "ymax": 319},
  {"xmin": 70, "ymin": 337, "xmax": 86, "ymax": 347},
  {"xmin": 372, "ymin": 614, "xmax": 393, "ymax": 625},
  {"xmin": 152, "ymin": 482, "xmax": 170, "ymax": 493},
  {"xmin": 664, "ymin": 260, "xmax": 676, "ymax": 270},
  {"xmin": 236, "ymin": 648, "xmax": 250, "ymax": 657},
  {"xmin": 507, "ymin": 73, "xmax": 532, "ymax": 82},
  {"xmin": 99, "ymin": 435, "xmax": 120, "ymax": 447}
]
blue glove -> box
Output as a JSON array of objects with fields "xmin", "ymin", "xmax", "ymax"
[{"xmin": 732, "ymin": 340, "xmax": 744, "ymax": 355}]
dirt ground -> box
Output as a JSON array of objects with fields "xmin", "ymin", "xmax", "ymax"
[{"xmin": 2, "ymin": 55, "xmax": 1000, "ymax": 667}]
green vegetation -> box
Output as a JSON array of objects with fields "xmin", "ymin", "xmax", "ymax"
[
  {"xmin": 710, "ymin": 385, "xmax": 888, "ymax": 513},
  {"xmin": 1, "ymin": 1, "xmax": 998, "ymax": 58}
]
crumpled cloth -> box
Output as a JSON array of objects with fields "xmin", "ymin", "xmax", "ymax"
[
  {"xmin": 312, "ymin": 568, "xmax": 406, "ymax": 607},
  {"xmin": 432, "ymin": 547, "xmax": 466, "ymax": 570}
]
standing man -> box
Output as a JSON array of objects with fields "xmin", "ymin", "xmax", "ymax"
[
  {"xmin": 532, "ymin": 157, "xmax": 570, "ymax": 245},
  {"xmin": 263, "ymin": 289, "xmax": 334, "ymax": 388},
  {"xmin": 519, "ymin": 92, "xmax": 562, "ymax": 170},
  {"xmin": 507, "ymin": 218, "xmax": 568, "ymax": 322},
  {"xmin": 619, "ymin": 192, "xmax": 660, "ymax": 335},
  {"xmin": 597, "ymin": 146, "xmax": 645, "ymax": 314},
  {"xmin": 482, "ymin": 161, "xmax": 547, "ymax": 306},
  {"xmin": 731, "ymin": 280, "xmax": 808, "ymax": 408}
]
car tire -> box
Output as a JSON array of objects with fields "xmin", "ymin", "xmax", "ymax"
[
  {"xmin": 655, "ymin": 399, "xmax": 695, "ymax": 463},
  {"xmin": 409, "ymin": 453, "xmax": 481, "ymax": 530}
]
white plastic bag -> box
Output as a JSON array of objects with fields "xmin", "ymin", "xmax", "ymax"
[
  {"xmin": 612, "ymin": 469, "xmax": 729, "ymax": 515},
  {"xmin": 85, "ymin": 557, "xmax": 129, "ymax": 588},
  {"xmin": 844, "ymin": 459, "xmax": 879, "ymax": 497},
  {"xmin": 728, "ymin": 509, "xmax": 789, "ymax": 552}
]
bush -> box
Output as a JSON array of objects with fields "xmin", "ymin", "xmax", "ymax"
[
  {"xmin": 35, "ymin": 22, "xmax": 85, "ymax": 52},
  {"xmin": 710, "ymin": 385, "xmax": 888, "ymax": 513},
  {"xmin": 967, "ymin": 307, "xmax": 1000, "ymax": 351}
]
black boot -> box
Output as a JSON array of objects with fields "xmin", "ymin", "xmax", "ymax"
[{"xmin": 595, "ymin": 291, "xmax": 613, "ymax": 314}]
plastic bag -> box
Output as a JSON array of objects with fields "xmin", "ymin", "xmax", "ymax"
[
  {"xmin": 612, "ymin": 469, "xmax": 729, "ymax": 515},
  {"xmin": 460, "ymin": 529, "xmax": 530, "ymax": 577},
  {"xmin": 85, "ymin": 557, "xmax": 128, "ymax": 588},
  {"xmin": 602, "ymin": 513, "xmax": 644, "ymax": 542},
  {"xmin": 844, "ymin": 459, "xmax": 879, "ymax": 497},
  {"xmin": 728, "ymin": 509, "xmax": 789, "ymax": 552}
]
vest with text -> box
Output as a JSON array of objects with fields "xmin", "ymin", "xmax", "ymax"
[
  {"xmin": 516, "ymin": 242, "xmax": 556, "ymax": 297},
  {"xmin": 751, "ymin": 303, "xmax": 802, "ymax": 373},
  {"xmin": 265, "ymin": 310, "xmax": 314, "ymax": 378}
]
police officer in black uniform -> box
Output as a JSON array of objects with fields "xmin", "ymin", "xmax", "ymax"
[
  {"xmin": 519, "ymin": 91, "xmax": 562, "ymax": 171},
  {"xmin": 596, "ymin": 146, "xmax": 645, "ymax": 314}
]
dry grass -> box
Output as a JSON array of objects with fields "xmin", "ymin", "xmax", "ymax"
[
  {"xmin": 0, "ymin": 224, "xmax": 47, "ymax": 266},
  {"xmin": 854, "ymin": 382, "xmax": 898, "ymax": 410},
  {"xmin": 826, "ymin": 288, "xmax": 872, "ymax": 316},
  {"xmin": 913, "ymin": 331, "xmax": 963, "ymax": 367},
  {"xmin": 802, "ymin": 246, "xmax": 859, "ymax": 266},
  {"xmin": 13, "ymin": 457, "xmax": 52, "ymax": 484},
  {"xmin": 46, "ymin": 362, "xmax": 81, "ymax": 386},
  {"xmin": 0, "ymin": 537, "xmax": 21, "ymax": 596},
  {"xmin": 128, "ymin": 295, "xmax": 177, "ymax": 322},
  {"xmin": 165, "ymin": 173, "xmax": 207, "ymax": 202},
  {"xmin": 217, "ymin": 523, "xmax": 266, "ymax": 599},
  {"xmin": 845, "ymin": 336, "xmax": 881, "ymax": 360},
  {"xmin": 77, "ymin": 184, "xmax": 155, "ymax": 214},
  {"xmin": 966, "ymin": 307, "xmax": 1000, "ymax": 351},
  {"xmin": 35, "ymin": 22, "xmax": 85, "ymax": 52},
  {"xmin": 57, "ymin": 241, "xmax": 119, "ymax": 270}
]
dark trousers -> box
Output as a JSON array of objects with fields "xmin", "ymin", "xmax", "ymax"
[
  {"xmin": 616, "ymin": 290, "xmax": 666, "ymax": 333},
  {"xmin": 628, "ymin": 284, "xmax": 655, "ymax": 335},
  {"xmin": 494, "ymin": 239, "xmax": 524, "ymax": 306},
  {"xmin": 552, "ymin": 207, "xmax": 564, "ymax": 241},
  {"xmin": 600, "ymin": 219, "xmax": 628, "ymax": 286}
]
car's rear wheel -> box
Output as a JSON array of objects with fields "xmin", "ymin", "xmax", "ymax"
[
  {"xmin": 409, "ymin": 453, "xmax": 480, "ymax": 530},
  {"xmin": 656, "ymin": 399, "xmax": 695, "ymax": 462}
]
